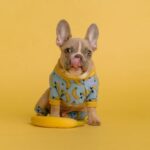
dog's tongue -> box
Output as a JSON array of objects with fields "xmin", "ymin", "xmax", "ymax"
[{"xmin": 71, "ymin": 58, "xmax": 81, "ymax": 68}]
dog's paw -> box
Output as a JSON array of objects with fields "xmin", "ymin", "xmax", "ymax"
[{"xmin": 88, "ymin": 112, "xmax": 101, "ymax": 126}]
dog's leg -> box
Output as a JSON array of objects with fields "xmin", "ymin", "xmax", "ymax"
[
  {"xmin": 50, "ymin": 105, "xmax": 60, "ymax": 117},
  {"xmin": 34, "ymin": 88, "xmax": 50, "ymax": 116}
]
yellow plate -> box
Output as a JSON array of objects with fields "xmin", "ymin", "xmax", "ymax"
[{"xmin": 31, "ymin": 116, "xmax": 85, "ymax": 128}]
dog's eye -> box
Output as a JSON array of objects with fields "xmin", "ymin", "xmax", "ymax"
[
  {"xmin": 87, "ymin": 50, "xmax": 92, "ymax": 56},
  {"xmin": 64, "ymin": 48, "xmax": 73, "ymax": 53}
]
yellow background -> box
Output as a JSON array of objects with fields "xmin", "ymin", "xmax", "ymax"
[{"xmin": 0, "ymin": 0, "xmax": 150, "ymax": 150}]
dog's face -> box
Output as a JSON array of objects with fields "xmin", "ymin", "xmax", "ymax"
[{"xmin": 56, "ymin": 20, "xmax": 99, "ymax": 76}]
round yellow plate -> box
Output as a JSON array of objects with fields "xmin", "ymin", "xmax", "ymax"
[{"xmin": 31, "ymin": 116, "xmax": 85, "ymax": 128}]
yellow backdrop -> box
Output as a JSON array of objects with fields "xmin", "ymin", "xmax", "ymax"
[{"xmin": 0, "ymin": 0, "xmax": 150, "ymax": 150}]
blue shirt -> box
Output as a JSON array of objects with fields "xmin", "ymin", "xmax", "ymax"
[{"xmin": 49, "ymin": 65, "xmax": 99, "ymax": 107}]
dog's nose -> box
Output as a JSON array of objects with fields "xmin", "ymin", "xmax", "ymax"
[{"xmin": 74, "ymin": 54, "xmax": 82, "ymax": 60}]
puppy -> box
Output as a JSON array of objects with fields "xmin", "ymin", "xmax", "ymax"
[{"xmin": 35, "ymin": 20, "xmax": 100, "ymax": 126}]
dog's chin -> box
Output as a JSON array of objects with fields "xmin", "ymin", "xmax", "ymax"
[
  {"xmin": 68, "ymin": 67, "xmax": 83, "ymax": 76},
  {"xmin": 65, "ymin": 65, "xmax": 89, "ymax": 76}
]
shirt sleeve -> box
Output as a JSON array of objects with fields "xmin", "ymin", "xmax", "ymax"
[
  {"xmin": 49, "ymin": 72, "xmax": 61, "ymax": 106},
  {"xmin": 85, "ymin": 75, "xmax": 99, "ymax": 107}
]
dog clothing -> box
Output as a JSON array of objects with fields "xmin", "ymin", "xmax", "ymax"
[
  {"xmin": 35, "ymin": 64, "xmax": 99, "ymax": 120},
  {"xmin": 49, "ymin": 64, "xmax": 99, "ymax": 119}
]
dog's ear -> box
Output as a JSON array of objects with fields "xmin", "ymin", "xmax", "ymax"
[
  {"xmin": 85, "ymin": 24, "xmax": 99, "ymax": 50},
  {"xmin": 56, "ymin": 20, "xmax": 72, "ymax": 46}
]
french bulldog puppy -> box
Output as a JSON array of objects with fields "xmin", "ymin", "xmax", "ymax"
[{"xmin": 35, "ymin": 20, "xmax": 100, "ymax": 126}]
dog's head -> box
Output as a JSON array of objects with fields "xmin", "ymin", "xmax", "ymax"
[{"xmin": 56, "ymin": 20, "xmax": 99, "ymax": 76}]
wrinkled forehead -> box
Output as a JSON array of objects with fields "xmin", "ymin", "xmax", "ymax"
[{"xmin": 61, "ymin": 38, "xmax": 92, "ymax": 52}]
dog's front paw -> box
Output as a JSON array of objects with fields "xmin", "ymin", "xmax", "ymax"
[
  {"xmin": 88, "ymin": 114, "xmax": 100, "ymax": 126},
  {"xmin": 88, "ymin": 110, "xmax": 101, "ymax": 126}
]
